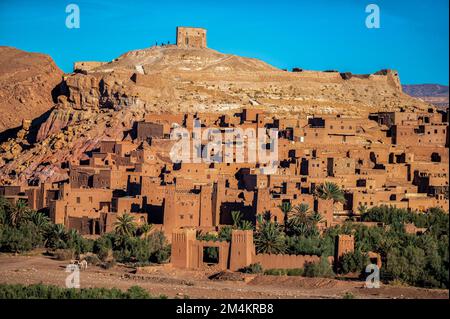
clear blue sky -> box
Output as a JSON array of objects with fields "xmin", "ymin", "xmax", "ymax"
[{"xmin": 0, "ymin": 0, "xmax": 448, "ymax": 84}]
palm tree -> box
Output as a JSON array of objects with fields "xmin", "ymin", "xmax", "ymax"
[
  {"xmin": 308, "ymin": 211, "xmax": 323, "ymax": 236},
  {"xmin": 357, "ymin": 203, "xmax": 368, "ymax": 215},
  {"xmin": 114, "ymin": 213, "xmax": 137, "ymax": 237},
  {"xmin": 45, "ymin": 224, "xmax": 68, "ymax": 249},
  {"xmin": 239, "ymin": 220, "xmax": 254, "ymax": 231},
  {"xmin": 278, "ymin": 202, "xmax": 293, "ymax": 232},
  {"xmin": 256, "ymin": 213, "xmax": 266, "ymax": 231},
  {"xmin": 289, "ymin": 203, "xmax": 310, "ymax": 225},
  {"xmin": 310, "ymin": 211, "xmax": 323, "ymax": 225},
  {"xmin": 231, "ymin": 210, "xmax": 242, "ymax": 228},
  {"xmin": 263, "ymin": 210, "xmax": 272, "ymax": 222},
  {"xmin": 254, "ymin": 221, "xmax": 286, "ymax": 254},
  {"xmin": 0, "ymin": 196, "xmax": 11, "ymax": 226},
  {"xmin": 9, "ymin": 200, "xmax": 30, "ymax": 227},
  {"xmin": 67, "ymin": 228, "xmax": 79, "ymax": 239},
  {"xmin": 314, "ymin": 182, "xmax": 346, "ymax": 204},
  {"xmin": 28, "ymin": 211, "xmax": 51, "ymax": 234},
  {"xmin": 256, "ymin": 214, "xmax": 264, "ymax": 225},
  {"xmin": 294, "ymin": 223, "xmax": 310, "ymax": 237},
  {"xmin": 137, "ymin": 223, "xmax": 153, "ymax": 238}
]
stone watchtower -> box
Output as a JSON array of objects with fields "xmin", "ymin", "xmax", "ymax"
[{"xmin": 176, "ymin": 27, "xmax": 207, "ymax": 48}]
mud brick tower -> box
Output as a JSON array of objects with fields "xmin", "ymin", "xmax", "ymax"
[{"xmin": 176, "ymin": 27, "xmax": 207, "ymax": 48}]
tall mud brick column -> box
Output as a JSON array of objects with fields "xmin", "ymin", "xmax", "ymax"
[
  {"xmin": 336, "ymin": 234, "xmax": 355, "ymax": 260},
  {"xmin": 230, "ymin": 230, "xmax": 255, "ymax": 271},
  {"xmin": 171, "ymin": 228, "xmax": 196, "ymax": 268}
]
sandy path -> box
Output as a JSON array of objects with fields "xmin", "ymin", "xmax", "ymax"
[{"xmin": 0, "ymin": 254, "xmax": 447, "ymax": 299}]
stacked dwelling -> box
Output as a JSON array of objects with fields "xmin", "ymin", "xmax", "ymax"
[{"xmin": 0, "ymin": 108, "xmax": 448, "ymax": 237}]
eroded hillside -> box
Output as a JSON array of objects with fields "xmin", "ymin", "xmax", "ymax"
[
  {"xmin": 0, "ymin": 45, "xmax": 436, "ymax": 184},
  {"xmin": 0, "ymin": 47, "xmax": 63, "ymax": 133}
]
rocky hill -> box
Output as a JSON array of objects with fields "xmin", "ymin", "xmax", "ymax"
[
  {"xmin": 0, "ymin": 47, "xmax": 63, "ymax": 133},
  {"xmin": 59, "ymin": 45, "xmax": 429, "ymax": 116},
  {"xmin": 0, "ymin": 45, "xmax": 437, "ymax": 184},
  {"xmin": 403, "ymin": 84, "xmax": 449, "ymax": 109}
]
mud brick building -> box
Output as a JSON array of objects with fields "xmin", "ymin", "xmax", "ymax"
[
  {"xmin": 176, "ymin": 27, "xmax": 207, "ymax": 48},
  {"xmin": 1, "ymin": 107, "xmax": 448, "ymax": 239}
]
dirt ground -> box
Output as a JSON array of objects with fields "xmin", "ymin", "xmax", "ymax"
[{"xmin": 0, "ymin": 253, "xmax": 447, "ymax": 299}]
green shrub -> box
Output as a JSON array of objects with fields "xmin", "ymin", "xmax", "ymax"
[
  {"xmin": 262, "ymin": 268, "xmax": 303, "ymax": 276},
  {"xmin": 218, "ymin": 226, "xmax": 232, "ymax": 242},
  {"xmin": 147, "ymin": 231, "xmax": 171, "ymax": 263},
  {"xmin": 343, "ymin": 292, "xmax": 355, "ymax": 299},
  {"xmin": 0, "ymin": 222, "xmax": 44, "ymax": 253},
  {"xmin": 287, "ymin": 268, "xmax": 303, "ymax": 276},
  {"xmin": 101, "ymin": 260, "xmax": 116, "ymax": 270},
  {"xmin": 264, "ymin": 269, "xmax": 288, "ymax": 276},
  {"xmin": 303, "ymin": 257, "xmax": 335, "ymax": 278},
  {"xmin": 337, "ymin": 250, "xmax": 370, "ymax": 275},
  {"xmin": 93, "ymin": 236, "xmax": 112, "ymax": 261},
  {"xmin": 239, "ymin": 263, "xmax": 263, "ymax": 274},
  {"xmin": 66, "ymin": 230, "xmax": 94, "ymax": 255},
  {"xmin": 53, "ymin": 249, "xmax": 75, "ymax": 261},
  {"xmin": 125, "ymin": 285, "xmax": 151, "ymax": 299},
  {"xmin": 286, "ymin": 235, "xmax": 323, "ymax": 256},
  {"xmin": 0, "ymin": 284, "xmax": 164, "ymax": 299},
  {"xmin": 83, "ymin": 254, "xmax": 101, "ymax": 266},
  {"xmin": 110, "ymin": 230, "xmax": 170, "ymax": 264}
]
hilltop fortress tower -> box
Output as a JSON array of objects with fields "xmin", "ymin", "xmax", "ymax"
[{"xmin": 176, "ymin": 26, "xmax": 207, "ymax": 48}]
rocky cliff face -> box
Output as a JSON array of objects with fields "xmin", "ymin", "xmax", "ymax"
[
  {"xmin": 0, "ymin": 45, "xmax": 436, "ymax": 185},
  {"xmin": 0, "ymin": 46, "xmax": 63, "ymax": 133}
]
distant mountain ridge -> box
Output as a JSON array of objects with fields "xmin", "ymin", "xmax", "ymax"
[
  {"xmin": 402, "ymin": 84, "xmax": 449, "ymax": 109},
  {"xmin": 403, "ymin": 84, "xmax": 449, "ymax": 97}
]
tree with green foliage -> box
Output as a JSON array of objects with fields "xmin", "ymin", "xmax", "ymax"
[
  {"xmin": 239, "ymin": 220, "xmax": 254, "ymax": 231},
  {"xmin": 254, "ymin": 221, "xmax": 286, "ymax": 254},
  {"xmin": 218, "ymin": 226, "xmax": 232, "ymax": 242},
  {"xmin": 8, "ymin": 200, "xmax": 31, "ymax": 227},
  {"xmin": 289, "ymin": 203, "xmax": 310, "ymax": 225},
  {"xmin": 45, "ymin": 224, "xmax": 68, "ymax": 249},
  {"xmin": 0, "ymin": 284, "xmax": 166, "ymax": 299},
  {"xmin": 286, "ymin": 204, "xmax": 322, "ymax": 237},
  {"xmin": 114, "ymin": 213, "xmax": 137, "ymax": 237},
  {"xmin": 231, "ymin": 210, "xmax": 242, "ymax": 228},
  {"xmin": 278, "ymin": 201, "xmax": 293, "ymax": 232},
  {"xmin": 136, "ymin": 223, "xmax": 153, "ymax": 238},
  {"xmin": 337, "ymin": 250, "xmax": 370, "ymax": 275},
  {"xmin": 0, "ymin": 221, "xmax": 44, "ymax": 253},
  {"xmin": 314, "ymin": 182, "xmax": 346, "ymax": 204},
  {"xmin": 27, "ymin": 211, "xmax": 51, "ymax": 234},
  {"xmin": 303, "ymin": 257, "xmax": 335, "ymax": 278}
]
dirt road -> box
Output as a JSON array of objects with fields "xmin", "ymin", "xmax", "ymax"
[{"xmin": 0, "ymin": 253, "xmax": 447, "ymax": 299}]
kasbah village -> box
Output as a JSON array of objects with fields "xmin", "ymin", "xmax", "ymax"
[{"xmin": 0, "ymin": 27, "xmax": 448, "ymax": 299}]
